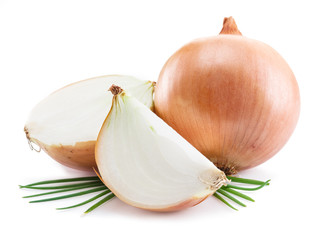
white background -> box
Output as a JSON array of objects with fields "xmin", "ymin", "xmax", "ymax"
[{"xmin": 1, "ymin": 0, "xmax": 319, "ymax": 239}]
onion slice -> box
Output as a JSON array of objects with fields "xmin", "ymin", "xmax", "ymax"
[
  {"xmin": 25, "ymin": 75, "xmax": 155, "ymax": 171},
  {"xmin": 95, "ymin": 85, "xmax": 228, "ymax": 211}
]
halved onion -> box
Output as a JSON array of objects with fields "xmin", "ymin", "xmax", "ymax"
[
  {"xmin": 95, "ymin": 85, "xmax": 227, "ymax": 211},
  {"xmin": 25, "ymin": 75, "xmax": 155, "ymax": 171}
]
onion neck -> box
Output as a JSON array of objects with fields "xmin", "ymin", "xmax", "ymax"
[
  {"xmin": 210, "ymin": 156, "xmax": 238, "ymax": 175},
  {"xmin": 219, "ymin": 17, "xmax": 242, "ymax": 35},
  {"xmin": 109, "ymin": 85, "xmax": 123, "ymax": 96}
]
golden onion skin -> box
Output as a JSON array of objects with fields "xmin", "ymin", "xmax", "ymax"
[
  {"xmin": 37, "ymin": 140, "xmax": 96, "ymax": 171},
  {"xmin": 154, "ymin": 17, "xmax": 300, "ymax": 174},
  {"xmin": 24, "ymin": 127, "xmax": 96, "ymax": 171}
]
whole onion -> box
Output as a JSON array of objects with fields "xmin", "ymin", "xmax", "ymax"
[{"xmin": 154, "ymin": 17, "xmax": 300, "ymax": 175}]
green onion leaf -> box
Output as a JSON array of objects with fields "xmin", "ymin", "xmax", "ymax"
[
  {"xmin": 84, "ymin": 193, "xmax": 116, "ymax": 214},
  {"xmin": 23, "ymin": 183, "xmax": 106, "ymax": 198},
  {"xmin": 57, "ymin": 190, "xmax": 111, "ymax": 210},
  {"xmin": 227, "ymin": 176, "xmax": 270, "ymax": 185},
  {"xmin": 220, "ymin": 187, "xmax": 255, "ymax": 202},
  {"xmin": 225, "ymin": 180, "xmax": 271, "ymax": 191},
  {"xmin": 29, "ymin": 186, "xmax": 107, "ymax": 203},
  {"xmin": 20, "ymin": 181, "xmax": 104, "ymax": 190},
  {"xmin": 213, "ymin": 192, "xmax": 238, "ymax": 211},
  {"xmin": 217, "ymin": 189, "xmax": 246, "ymax": 207},
  {"xmin": 20, "ymin": 176, "xmax": 100, "ymax": 187}
]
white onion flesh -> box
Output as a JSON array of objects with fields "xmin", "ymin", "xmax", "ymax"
[
  {"xmin": 25, "ymin": 75, "xmax": 154, "ymax": 170},
  {"xmin": 96, "ymin": 87, "xmax": 227, "ymax": 211}
]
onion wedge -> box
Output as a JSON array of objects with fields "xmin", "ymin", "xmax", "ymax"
[
  {"xmin": 25, "ymin": 75, "xmax": 155, "ymax": 171},
  {"xmin": 95, "ymin": 85, "xmax": 228, "ymax": 211}
]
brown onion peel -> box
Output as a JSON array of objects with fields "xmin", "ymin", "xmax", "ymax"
[
  {"xmin": 25, "ymin": 122, "xmax": 96, "ymax": 170},
  {"xmin": 154, "ymin": 17, "xmax": 300, "ymax": 175}
]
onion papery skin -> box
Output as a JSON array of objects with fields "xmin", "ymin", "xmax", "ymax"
[
  {"xmin": 154, "ymin": 17, "xmax": 300, "ymax": 174},
  {"xmin": 25, "ymin": 75, "xmax": 155, "ymax": 171}
]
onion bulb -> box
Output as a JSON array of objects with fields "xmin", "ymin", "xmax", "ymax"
[
  {"xmin": 25, "ymin": 75, "xmax": 155, "ymax": 171},
  {"xmin": 154, "ymin": 17, "xmax": 300, "ymax": 174},
  {"xmin": 95, "ymin": 85, "xmax": 227, "ymax": 211}
]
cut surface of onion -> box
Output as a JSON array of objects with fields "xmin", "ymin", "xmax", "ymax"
[
  {"xmin": 25, "ymin": 75, "xmax": 155, "ymax": 171},
  {"xmin": 95, "ymin": 86, "xmax": 228, "ymax": 211}
]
